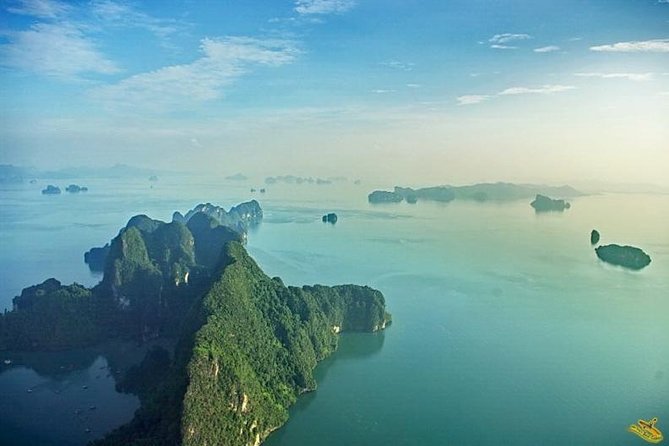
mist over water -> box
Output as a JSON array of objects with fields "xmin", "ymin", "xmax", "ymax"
[{"xmin": 1, "ymin": 177, "xmax": 668, "ymax": 445}]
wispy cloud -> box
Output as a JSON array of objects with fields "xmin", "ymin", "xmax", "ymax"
[
  {"xmin": 1, "ymin": 0, "xmax": 188, "ymax": 79},
  {"xmin": 590, "ymin": 39, "xmax": 669, "ymax": 53},
  {"xmin": 90, "ymin": 37, "xmax": 300, "ymax": 111},
  {"xmin": 89, "ymin": 0, "xmax": 184, "ymax": 40},
  {"xmin": 498, "ymin": 85, "xmax": 575, "ymax": 95},
  {"xmin": 371, "ymin": 89, "xmax": 395, "ymax": 94},
  {"xmin": 295, "ymin": 0, "xmax": 356, "ymax": 15},
  {"xmin": 381, "ymin": 60, "xmax": 415, "ymax": 71},
  {"xmin": 458, "ymin": 84, "xmax": 574, "ymax": 105},
  {"xmin": 488, "ymin": 33, "xmax": 531, "ymax": 49},
  {"xmin": 6, "ymin": 0, "xmax": 70, "ymax": 19},
  {"xmin": 490, "ymin": 33, "xmax": 532, "ymax": 44},
  {"xmin": 406, "ymin": 83, "xmax": 421, "ymax": 88},
  {"xmin": 574, "ymin": 72, "xmax": 655, "ymax": 81},
  {"xmin": 534, "ymin": 45, "xmax": 560, "ymax": 53},
  {"xmin": 457, "ymin": 95, "xmax": 490, "ymax": 105},
  {"xmin": 490, "ymin": 44, "xmax": 517, "ymax": 50},
  {"xmin": 0, "ymin": 22, "xmax": 120, "ymax": 78}
]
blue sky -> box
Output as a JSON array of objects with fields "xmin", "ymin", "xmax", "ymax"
[{"xmin": 1, "ymin": 0, "xmax": 668, "ymax": 185}]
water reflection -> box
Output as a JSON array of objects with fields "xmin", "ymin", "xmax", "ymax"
[{"xmin": 0, "ymin": 340, "xmax": 173, "ymax": 446}]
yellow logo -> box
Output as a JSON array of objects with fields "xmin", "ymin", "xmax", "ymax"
[{"xmin": 628, "ymin": 417, "xmax": 664, "ymax": 444}]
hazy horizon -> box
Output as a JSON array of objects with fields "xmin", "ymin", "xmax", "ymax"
[{"xmin": 1, "ymin": 0, "xmax": 668, "ymax": 187}]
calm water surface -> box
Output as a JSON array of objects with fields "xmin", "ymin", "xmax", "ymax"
[{"xmin": 1, "ymin": 177, "xmax": 667, "ymax": 445}]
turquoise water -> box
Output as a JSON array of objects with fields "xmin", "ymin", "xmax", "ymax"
[{"xmin": 1, "ymin": 178, "xmax": 668, "ymax": 445}]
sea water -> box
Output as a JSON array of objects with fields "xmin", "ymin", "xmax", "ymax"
[{"xmin": 1, "ymin": 177, "xmax": 667, "ymax": 445}]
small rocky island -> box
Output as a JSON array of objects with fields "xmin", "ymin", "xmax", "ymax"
[
  {"xmin": 322, "ymin": 212, "xmax": 338, "ymax": 224},
  {"xmin": 595, "ymin": 244, "xmax": 651, "ymax": 270},
  {"xmin": 41, "ymin": 185, "xmax": 61, "ymax": 195},
  {"xmin": 1, "ymin": 201, "xmax": 390, "ymax": 446},
  {"xmin": 368, "ymin": 190, "xmax": 403, "ymax": 203},
  {"xmin": 530, "ymin": 194, "xmax": 570, "ymax": 212},
  {"xmin": 590, "ymin": 229, "xmax": 600, "ymax": 245},
  {"xmin": 65, "ymin": 184, "xmax": 88, "ymax": 193}
]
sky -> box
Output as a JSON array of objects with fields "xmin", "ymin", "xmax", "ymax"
[{"xmin": 1, "ymin": 0, "xmax": 668, "ymax": 187}]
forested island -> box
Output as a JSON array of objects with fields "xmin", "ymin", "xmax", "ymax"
[
  {"xmin": 368, "ymin": 182, "xmax": 582, "ymax": 204},
  {"xmin": 595, "ymin": 244, "xmax": 652, "ymax": 270},
  {"xmin": 0, "ymin": 201, "xmax": 390, "ymax": 445}
]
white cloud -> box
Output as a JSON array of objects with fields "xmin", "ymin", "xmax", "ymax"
[
  {"xmin": 6, "ymin": 0, "xmax": 70, "ymax": 19},
  {"xmin": 406, "ymin": 83, "xmax": 421, "ymax": 88},
  {"xmin": 381, "ymin": 60, "xmax": 415, "ymax": 71},
  {"xmin": 295, "ymin": 0, "xmax": 356, "ymax": 15},
  {"xmin": 489, "ymin": 33, "xmax": 531, "ymax": 44},
  {"xmin": 574, "ymin": 72, "xmax": 655, "ymax": 81},
  {"xmin": 590, "ymin": 39, "xmax": 669, "ymax": 53},
  {"xmin": 490, "ymin": 44, "xmax": 517, "ymax": 50},
  {"xmin": 1, "ymin": 0, "xmax": 187, "ymax": 78},
  {"xmin": 89, "ymin": 0, "xmax": 183, "ymax": 40},
  {"xmin": 371, "ymin": 89, "xmax": 395, "ymax": 94},
  {"xmin": 458, "ymin": 85, "xmax": 574, "ymax": 105},
  {"xmin": 498, "ymin": 85, "xmax": 575, "ymax": 95},
  {"xmin": 534, "ymin": 45, "xmax": 560, "ymax": 53},
  {"xmin": 457, "ymin": 95, "xmax": 490, "ymax": 105},
  {"xmin": 90, "ymin": 37, "xmax": 300, "ymax": 111},
  {"xmin": 0, "ymin": 22, "xmax": 120, "ymax": 78}
]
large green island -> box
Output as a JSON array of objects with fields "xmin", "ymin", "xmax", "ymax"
[{"xmin": 0, "ymin": 201, "xmax": 391, "ymax": 446}]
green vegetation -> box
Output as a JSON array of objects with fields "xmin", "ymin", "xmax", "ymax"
[
  {"xmin": 3, "ymin": 206, "xmax": 248, "ymax": 349},
  {"xmin": 181, "ymin": 242, "xmax": 389, "ymax": 446},
  {"xmin": 93, "ymin": 242, "xmax": 389, "ymax": 446},
  {"xmin": 3, "ymin": 202, "xmax": 390, "ymax": 445},
  {"xmin": 0, "ymin": 279, "xmax": 100, "ymax": 351}
]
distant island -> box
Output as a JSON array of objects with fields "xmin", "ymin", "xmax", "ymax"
[
  {"xmin": 41, "ymin": 185, "xmax": 61, "ymax": 195},
  {"xmin": 368, "ymin": 190, "xmax": 404, "ymax": 203},
  {"xmin": 225, "ymin": 173, "xmax": 248, "ymax": 181},
  {"xmin": 265, "ymin": 175, "xmax": 346, "ymax": 186},
  {"xmin": 530, "ymin": 194, "xmax": 571, "ymax": 212},
  {"xmin": 368, "ymin": 183, "xmax": 582, "ymax": 204},
  {"xmin": 1, "ymin": 201, "xmax": 390, "ymax": 445},
  {"xmin": 1, "ymin": 163, "xmax": 165, "ymax": 182},
  {"xmin": 66, "ymin": 184, "xmax": 88, "ymax": 193},
  {"xmin": 322, "ymin": 212, "xmax": 338, "ymax": 224},
  {"xmin": 590, "ymin": 229, "xmax": 600, "ymax": 245},
  {"xmin": 595, "ymin": 244, "xmax": 651, "ymax": 270}
]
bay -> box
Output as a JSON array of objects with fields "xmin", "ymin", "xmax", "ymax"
[{"xmin": 1, "ymin": 177, "xmax": 667, "ymax": 445}]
